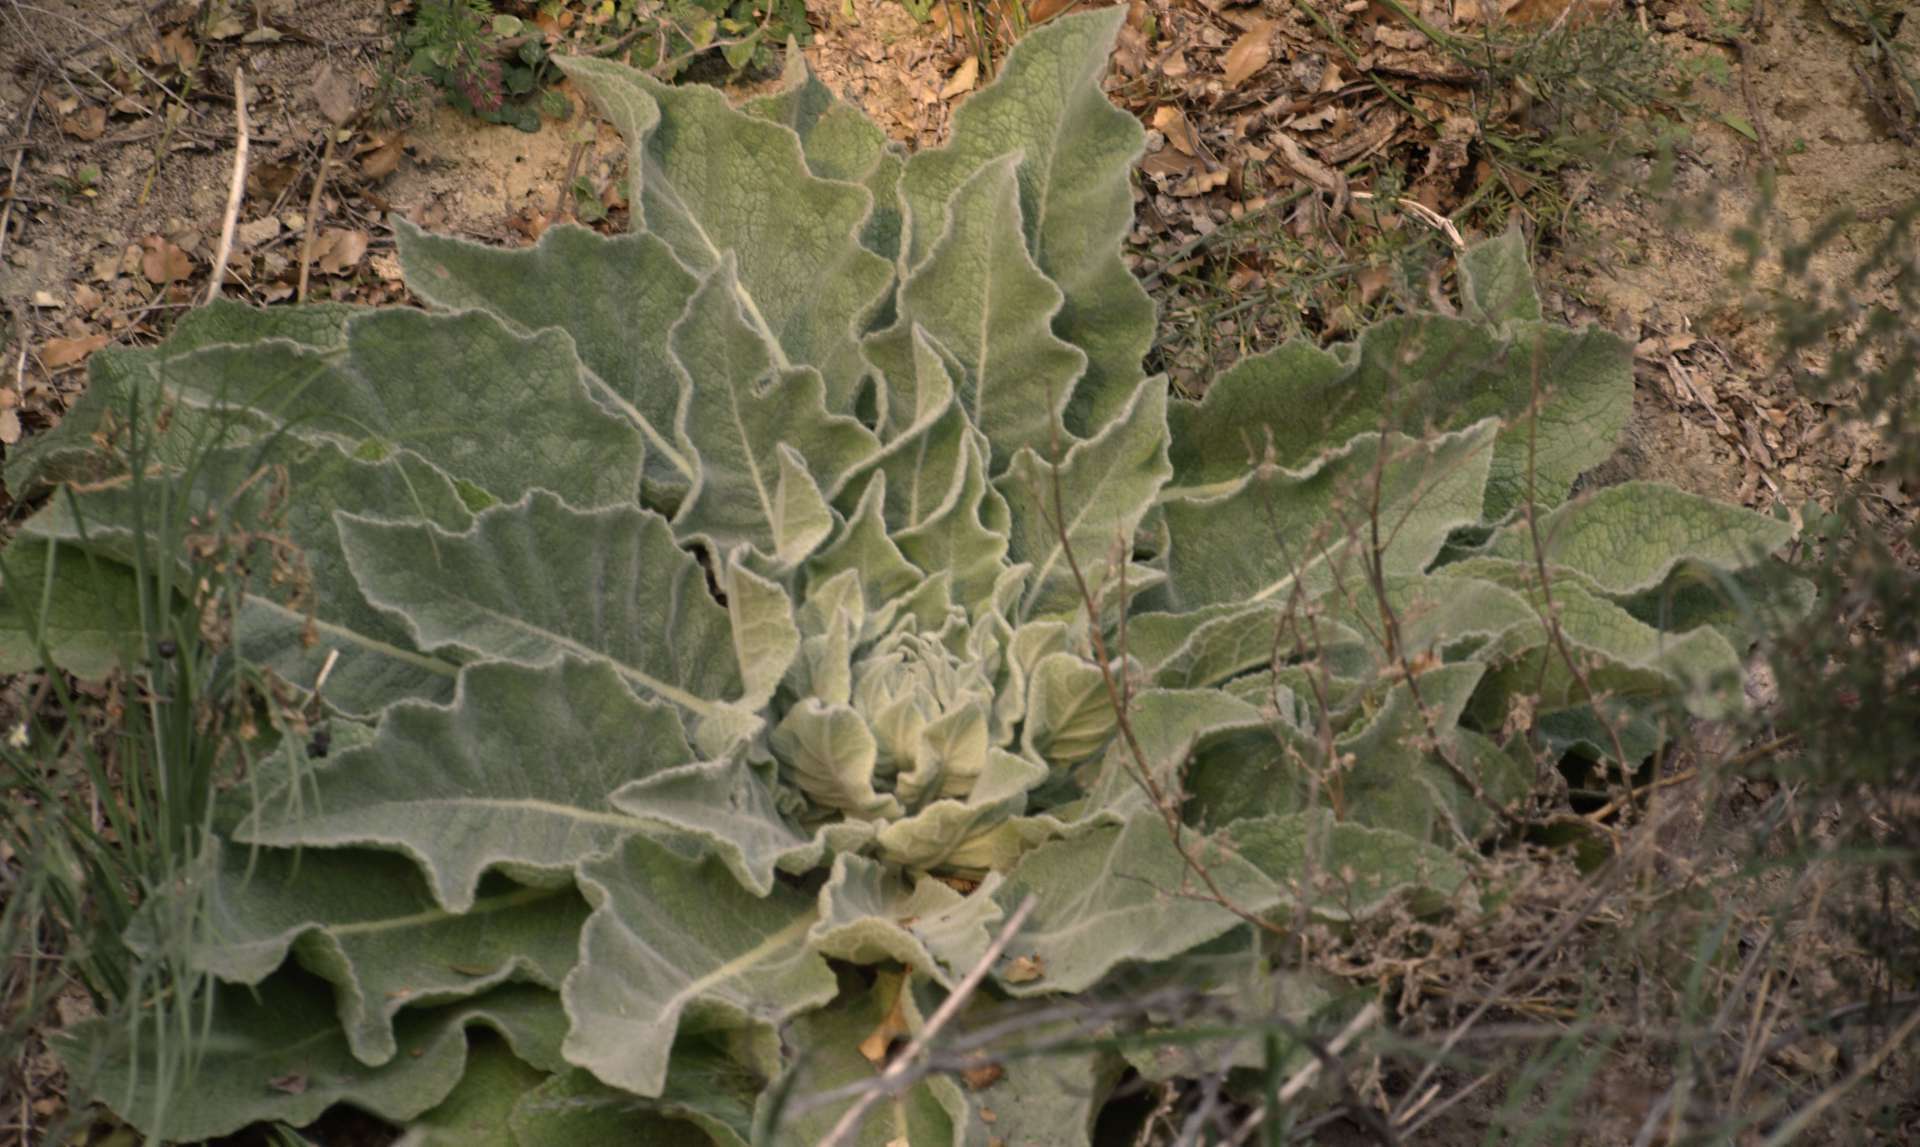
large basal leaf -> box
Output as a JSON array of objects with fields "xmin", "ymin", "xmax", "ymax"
[
  {"xmin": 63, "ymin": 978, "xmax": 566, "ymax": 1144},
  {"xmin": 1161, "ymin": 420, "xmax": 1499, "ymax": 611},
  {"xmin": 128, "ymin": 837, "xmax": 586, "ymax": 1068},
  {"xmin": 395, "ymin": 1035, "xmax": 552, "ymax": 1147},
  {"xmin": 393, "ymin": 218, "xmax": 700, "ymax": 507},
  {"xmin": 1332, "ymin": 662, "xmax": 1517, "ymax": 843},
  {"xmin": 102, "ymin": 309, "xmax": 644, "ymax": 509},
  {"xmin": 760, "ymin": 971, "xmax": 966, "ymax": 1147},
  {"xmin": 1484, "ymin": 480, "xmax": 1796, "ymax": 594},
  {"xmin": 338, "ymin": 492, "xmax": 752, "ymax": 730},
  {"xmin": 743, "ymin": 49, "xmax": 904, "ymax": 261},
  {"xmin": 993, "ymin": 811, "xmax": 1279, "ymax": 995},
  {"xmin": 15, "ymin": 439, "xmax": 474, "ymax": 715},
  {"xmin": 562, "ymin": 833, "xmax": 836, "ymax": 1097},
  {"xmin": 998, "ymin": 378, "xmax": 1172, "ymax": 620},
  {"xmin": 866, "ymin": 152, "xmax": 1085, "ymax": 465},
  {"xmin": 900, "ymin": 7, "xmax": 1155, "ymax": 434},
  {"xmin": 1164, "ymin": 249, "xmax": 1630, "ymax": 520},
  {"xmin": 2, "ymin": 299, "xmax": 353, "ymax": 495},
  {"xmin": 810, "ymin": 854, "xmax": 1004, "ymax": 986},
  {"xmin": 238, "ymin": 658, "xmax": 695, "ymax": 911},
  {"xmin": 901, "ymin": 974, "xmax": 1121, "ymax": 1147},
  {"xmin": 0, "ymin": 539, "xmax": 148, "ymax": 677},
  {"xmin": 508, "ymin": 1051, "xmax": 760, "ymax": 1147},
  {"xmin": 1227, "ymin": 809, "xmax": 1478, "ymax": 921},
  {"xmin": 613, "ymin": 751, "xmax": 859, "ymax": 897},
  {"xmin": 556, "ymin": 53, "xmax": 893, "ymax": 407},
  {"xmin": 1475, "ymin": 578, "xmax": 1749, "ymax": 721},
  {"xmin": 667, "ymin": 258, "xmax": 881, "ymax": 562}
]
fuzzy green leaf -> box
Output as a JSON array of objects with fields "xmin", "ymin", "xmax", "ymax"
[
  {"xmin": 901, "ymin": 7, "xmax": 1154, "ymax": 434},
  {"xmin": 557, "ymin": 54, "xmax": 892, "ymax": 405},
  {"xmin": 994, "ymin": 811, "xmax": 1277, "ymax": 994},
  {"xmin": 129, "ymin": 838, "xmax": 586, "ymax": 1068},
  {"xmin": 64, "ymin": 980, "xmax": 566, "ymax": 1144},
  {"xmin": 562, "ymin": 833, "xmax": 835, "ymax": 1097},
  {"xmin": 339, "ymin": 493, "xmax": 750, "ymax": 727},
  {"xmin": 238, "ymin": 659, "xmax": 692, "ymax": 911},
  {"xmin": 1486, "ymin": 480, "xmax": 1796, "ymax": 594},
  {"xmin": 998, "ymin": 378, "xmax": 1172, "ymax": 620},
  {"xmin": 393, "ymin": 219, "xmax": 700, "ymax": 506},
  {"xmin": 868, "ymin": 153, "xmax": 1085, "ymax": 466},
  {"xmin": 670, "ymin": 260, "xmax": 881, "ymax": 561},
  {"xmin": 1162, "ymin": 420, "xmax": 1499, "ymax": 611},
  {"xmin": 743, "ymin": 48, "xmax": 904, "ymax": 260}
]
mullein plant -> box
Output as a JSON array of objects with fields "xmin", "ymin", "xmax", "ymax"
[{"xmin": 0, "ymin": 10, "xmax": 1800, "ymax": 1142}]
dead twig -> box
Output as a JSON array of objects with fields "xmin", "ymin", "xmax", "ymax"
[
  {"xmin": 812, "ymin": 894, "xmax": 1038, "ymax": 1147},
  {"xmin": 1222, "ymin": 1001, "xmax": 1386, "ymax": 1144},
  {"xmin": 206, "ymin": 69, "xmax": 250, "ymax": 305},
  {"xmin": 0, "ymin": 77, "xmax": 44, "ymax": 270},
  {"xmin": 296, "ymin": 134, "xmax": 339, "ymax": 304}
]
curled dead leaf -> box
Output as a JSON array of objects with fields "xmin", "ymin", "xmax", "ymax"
[
  {"xmin": 1151, "ymin": 105, "xmax": 1198, "ymax": 157},
  {"xmin": 1027, "ymin": 0, "xmax": 1079, "ymax": 23},
  {"xmin": 235, "ymin": 216, "xmax": 282, "ymax": 250},
  {"xmin": 357, "ymin": 134, "xmax": 407, "ymax": 181},
  {"xmin": 139, "ymin": 237, "xmax": 194, "ymax": 285},
  {"xmin": 60, "ymin": 106, "xmax": 107, "ymax": 141},
  {"xmin": 42, "ymin": 333, "xmax": 112, "ymax": 369},
  {"xmin": 152, "ymin": 28, "xmax": 198, "ymax": 72},
  {"xmin": 941, "ymin": 56, "xmax": 980, "ymax": 100},
  {"xmin": 1222, "ymin": 20, "xmax": 1276, "ymax": 88},
  {"xmin": 313, "ymin": 228, "xmax": 370, "ymax": 276},
  {"xmin": 312, "ymin": 63, "xmax": 358, "ymax": 128}
]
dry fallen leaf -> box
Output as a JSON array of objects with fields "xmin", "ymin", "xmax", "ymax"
[
  {"xmin": 248, "ymin": 161, "xmax": 300, "ymax": 200},
  {"xmin": 235, "ymin": 216, "xmax": 282, "ymax": 250},
  {"xmin": 1222, "ymin": 20, "xmax": 1276, "ymax": 88},
  {"xmin": 139, "ymin": 237, "xmax": 194, "ymax": 285},
  {"xmin": 154, "ymin": 28, "xmax": 198, "ymax": 72},
  {"xmin": 0, "ymin": 408, "xmax": 19, "ymax": 447},
  {"xmin": 314, "ymin": 228, "xmax": 370, "ymax": 276},
  {"xmin": 1151, "ymin": 105, "xmax": 1199, "ymax": 156},
  {"xmin": 357, "ymin": 134, "xmax": 407, "ymax": 181},
  {"xmin": 941, "ymin": 56, "xmax": 980, "ymax": 100},
  {"xmin": 41, "ymin": 333, "xmax": 112, "ymax": 369},
  {"xmin": 1027, "ymin": 0, "xmax": 1079, "ymax": 23},
  {"xmin": 312, "ymin": 63, "xmax": 358, "ymax": 129},
  {"xmin": 60, "ymin": 106, "xmax": 107, "ymax": 141}
]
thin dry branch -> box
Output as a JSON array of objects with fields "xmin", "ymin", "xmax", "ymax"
[
  {"xmin": 0, "ymin": 77, "xmax": 43, "ymax": 270},
  {"xmin": 1222, "ymin": 1001, "xmax": 1386, "ymax": 1145},
  {"xmin": 205, "ymin": 69, "xmax": 250, "ymax": 305},
  {"xmin": 295, "ymin": 134, "xmax": 338, "ymax": 304}
]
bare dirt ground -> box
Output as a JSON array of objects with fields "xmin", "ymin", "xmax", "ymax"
[{"xmin": 1, "ymin": 0, "xmax": 1915, "ymax": 1142}]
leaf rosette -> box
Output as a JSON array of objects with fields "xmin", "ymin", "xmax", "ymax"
[{"xmin": 0, "ymin": 12, "xmax": 1806, "ymax": 1144}]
